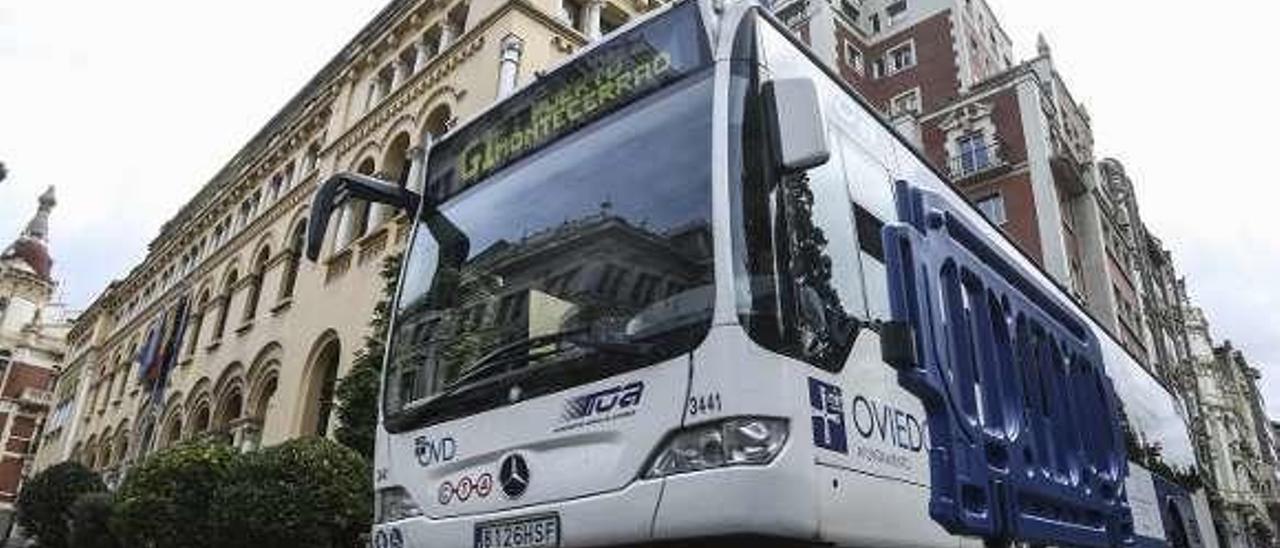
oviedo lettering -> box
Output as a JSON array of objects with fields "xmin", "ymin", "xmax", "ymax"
[
  {"xmin": 808, "ymin": 377, "xmax": 926, "ymax": 463},
  {"xmin": 414, "ymin": 435, "xmax": 457, "ymax": 467},
  {"xmin": 457, "ymin": 50, "xmax": 674, "ymax": 186},
  {"xmin": 555, "ymin": 381, "xmax": 643, "ymax": 432},
  {"xmin": 849, "ymin": 395, "xmax": 925, "ymax": 452}
]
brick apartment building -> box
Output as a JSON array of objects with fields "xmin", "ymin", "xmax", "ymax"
[
  {"xmin": 0, "ymin": 187, "xmax": 68, "ymax": 536},
  {"xmin": 776, "ymin": 0, "xmax": 1167, "ymax": 373},
  {"xmin": 776, "ymin": 1, "xmax": 1280, "ymax": 544}
]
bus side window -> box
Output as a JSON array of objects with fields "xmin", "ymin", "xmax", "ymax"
[
  {"xmin": 779, "ymin": 132, "xmax": 868, "ymax": 370},
  {"xmin": 830, "ymin": 130, "xmax": 894, "ymax": 320},
  {"xmin": 852, "ymin": 204, "xmax": 890, "ymax": 320}
]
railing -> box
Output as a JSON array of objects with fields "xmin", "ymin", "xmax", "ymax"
[{"xmin": 947, "ymin": 142, "xmax": 1004, "ymax": 180}]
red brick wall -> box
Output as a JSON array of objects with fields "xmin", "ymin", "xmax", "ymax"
[
  {"xmin": 955, "ymin": 170, "xmax": 1043, "ymax": 264},
  {"xmin": 10, "ymin": 416, "xmax": 34, "ymax": 439},
  {"xmin": 835, "ymin": 11, "xmax": 961, "ymax": 114},
  {"xmin": 989, "ymin": 88, "xmax": 1025, "ymax": 164},
  {"xmin": 833, "ymin": 23, "xmax": 871, "ymax": 89},
  {"xmin": 0, "ymin": 458, "xmax": 23, "ymax": 502},
  {"xmin": 1, "ymin": 361, "xmax": 53, "ymax": 399}
]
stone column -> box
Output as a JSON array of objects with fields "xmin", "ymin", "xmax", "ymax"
[
  {"xmin": 584, "ymin": 0, "xmax": 604, "ymax": 40},
  {"xmin": 369, "ymin": 194, "xmax": 388, "ymax": 229},
  {"xmin": 440, "ymin": 21, "xmax": 459, "ymax": 51},
  {"xmin": 414, "ymin": 39, "xmax": 432, "ymax": 72},
  {"xmin": 405, "ymin": 145, "xmax": 427, "ymax": 194},
  {"xmin": 334, "ymin": 202, "xmax": 354, "ymax": 250},
  {"xmin": 497, "ymin": 35, "xmax": 524, "ymax": 98},
  {"xmin": 391, "ymin": 60, "xmax": 406, "ymax": 89}
]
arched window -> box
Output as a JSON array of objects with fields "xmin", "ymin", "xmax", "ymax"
[
  {"xmin": 243, "ymin": 247, "xmax": 270, "ymax": 322},
  {"xmin": 278, "ymin": 219, "xmax": 307, "ymax": 301},
  {"xmin": 215, "ymin": 388, "xmax": 243, "ymax": 434},
  {"xmin": 383, "ymin": 133, "xmax": 413, "ymax": 187},
  {"xmin": 84, "ymin": 437, "xmax": 97, "ymax": 468},
  {"xmin": 188, "ymin": 290, "xmax": 210, "ymax": 355},
  {"xmin": 114, "ymin": 425, "xmax": 130, "ymax": 465},
  {"xmin": 305, "ymin": 142, "xmax": 321, "ymax": 174},
  {"xmin": 374, "ymin": 133, "xmax": 414, "ymax": 226},
  {"xmin": 253, "ymin": 376, "xmax": 278, "ymax": 424},
  {"xmin": 424, "ymin": 105, "xmax": 453, "ymax": 138},
  {"xmin": 191, "ymin": 403, "xmax": 211, "ymax": 434},
  {"xmin": 303, "ymin": 335, "xmax": 341, "ymax": 437},
  {"xmin": 248, "ymin": 374, "xmax": 278, "ymax": 451},
  {"xmin": 161, "ymin": 414, "xmax": 183, "ymax": 448},
  {"xmin": 139, "ymin": 422, "xmax": 155, "ymax": 457},
  {"xmin": 422, "ymin": 106, "xmax": 454, "ymax": 196},
  {"xmin": 214, "ymin": 270, "xmax": 237, "ymax": 340},
  {"xmin": 351, "ymin": 158, "xmax": 376, "ymax": 238},
  {"xmin": 118, "ymin": 343, "xmax": 136, "ymax": 398}
]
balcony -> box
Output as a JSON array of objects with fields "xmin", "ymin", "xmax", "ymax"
[
  {"xmin": 20, "ymin": 388, "xmax": 54, "ymax": 408},
  {"xmin": 948, "ymin": 142, "xmax": 1007, "ymax": 182}
]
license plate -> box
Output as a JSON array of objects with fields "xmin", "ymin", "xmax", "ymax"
[{"xmin": 474, "ymin": 513, "xmax": 560, "ymax": 548}]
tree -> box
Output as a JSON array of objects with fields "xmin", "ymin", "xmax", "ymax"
[
  {"xmin": 111, "ymin": 437, "xmax": 236, "ymax": 548},
  {"xmin": 335, "ymin": 253, "xmax": 401, "ymax": 460},
  {"xmin": 68, "ymin": 493, "xmax": 120, "ymax": 548},
  {"xmin": 212, "ymin": 437, "xmax": 372, "ymax": 548},
  {"xmin": 15, "ymin": 461, "xmax": 105, "ymax": 548}
]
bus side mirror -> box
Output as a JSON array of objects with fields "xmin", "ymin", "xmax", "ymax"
[
  {"xmin": 305, "ymin": 173, "xmax": 422, "ymax": 262},
  {"xmin": 763, "ymin": 78, "xmax": 830, "ymax": 174}
]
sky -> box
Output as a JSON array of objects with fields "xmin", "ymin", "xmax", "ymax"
[{"xmin": 2, "ymin": 2, "xmax": 1279, "ymax": 412}]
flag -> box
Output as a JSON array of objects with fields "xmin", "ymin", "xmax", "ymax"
[
  {"xmin": 151, "ymin": 297, "xmax": 189, "ymax": 404},
  {"xmin": 136, "ymin": 317, "xmax": 164, "ymax": 381}
]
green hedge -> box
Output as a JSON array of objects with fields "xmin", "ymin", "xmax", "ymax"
[
  {"xmin": 213, "ymin": 437, "xmax": 372, "ymax": 548},
  {"xmin": 68, "ymin": 492, "xmax": 120, "ymax": 548},
  {"xmin": 15, "ymin": 461, "xmax": 105, "ymax": 548},
  {"xmin": 111, "ymin": 438, "xmax": 236, "ymax": 548},
  {"xmin": 109, "ymin": 436, "xmax": 371, "ymax": 548}
]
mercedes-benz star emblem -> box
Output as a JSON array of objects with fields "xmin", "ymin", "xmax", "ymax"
[{"xmin": 498, "ymin": 454, "xmax": 530, "ymax": 499}]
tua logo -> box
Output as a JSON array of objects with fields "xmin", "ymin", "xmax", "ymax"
[
  {"xmin": 562, "ymin": 382, "xmax": 644, "ymax": 421},
  {"xmin": 414, "ymin": 436, "xmax": 457, "ymax": 467}
]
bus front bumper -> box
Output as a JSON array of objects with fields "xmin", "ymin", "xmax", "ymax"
[{"xmin": 374, "ymin": 464, "xmax": 816, "ymax": 547}]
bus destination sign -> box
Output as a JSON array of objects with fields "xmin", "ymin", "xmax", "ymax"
[{"xmin": 425, "ymin": 0, "xmax": 710, "ymax": 203}]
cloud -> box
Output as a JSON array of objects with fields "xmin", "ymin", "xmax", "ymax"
[{"xmin": 0, "ymin": 0, "xmax": 385, "ymax": 307}]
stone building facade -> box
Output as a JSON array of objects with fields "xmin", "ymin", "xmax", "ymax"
[
  {"xmin": 1183, "ymin": 307, "xmax": 1280, "ymax": 547},
  {"xmin": 0, "ymin": 188, "xmax": 68, "ymax": 535},
  {"xmin": 32, "ymin": 0, "xmax": 655, "ymax": 483}
]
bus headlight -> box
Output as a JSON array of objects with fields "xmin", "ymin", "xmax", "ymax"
[
  {"xmin": 375, "ymin": 486, "xmax": 423, "ymax": 523},
  {"xmin": 644, "ymin": 417, "xmax": 789, "ymax": 478}
]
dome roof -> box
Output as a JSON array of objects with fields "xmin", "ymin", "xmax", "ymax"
[
  {"xmin": 2, "ymin": 185, "xmax": 56, "ymax": 281},
  {"xmin": 1, "ymin": 237, "xmax": 52, "ymax": 280}
]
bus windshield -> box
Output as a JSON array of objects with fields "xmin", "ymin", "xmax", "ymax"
[{"xmin": 384, "ymin": 68, "xmax": 715, "ymax": 428}]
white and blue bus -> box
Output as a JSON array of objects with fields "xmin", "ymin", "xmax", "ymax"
[{"xmin": 306, "ymin": 1, "xmax": 1217, "ymax": 545}]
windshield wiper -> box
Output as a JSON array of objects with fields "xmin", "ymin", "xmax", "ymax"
[{"xmin": 438, "ymin": 328, "xmax": 655, "ymax": 397}]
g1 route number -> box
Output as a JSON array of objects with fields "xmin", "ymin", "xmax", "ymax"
[{"xmin": 687, "ymin": 392, "xmax": 722, "ymax": 416}]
